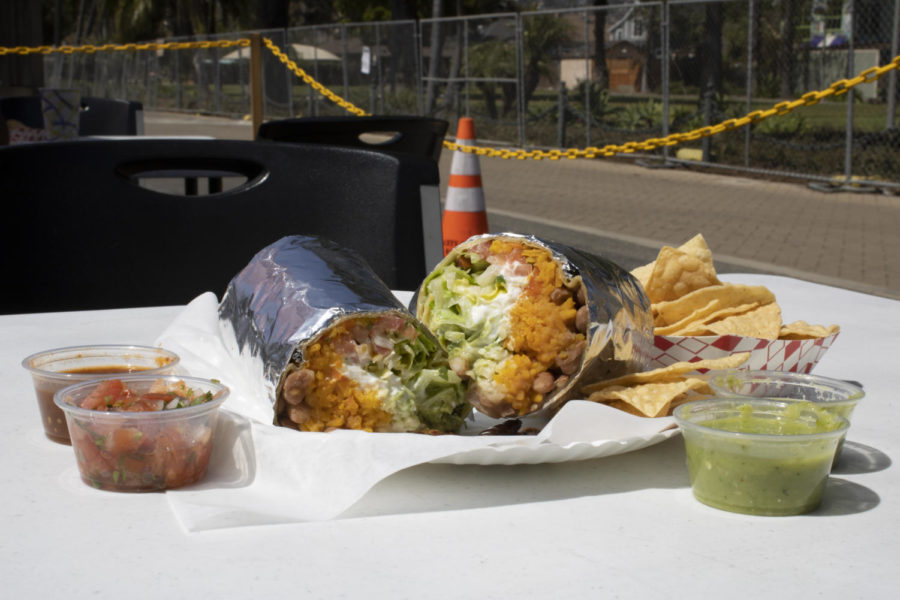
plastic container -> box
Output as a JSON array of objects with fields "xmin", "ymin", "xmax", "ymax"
[
  {"xmin": 55, "ymin": 375, "xmax": 228, "ymax": 492},
  {"xmin": 708, "ymin": 370, "xmax": 863, "ymax": 461},
  {"xmin": 22, "ymin": 345, "xmax": 180, "ymax": 444},
  {"xmin": 674, "ymin": 398, "xmax": 848, "ymax": 516}
]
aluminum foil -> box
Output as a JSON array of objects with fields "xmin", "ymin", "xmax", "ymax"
[
  {"xmin": 218, "ymin": 235, "xmax": 414, "ymax": 423},
  {"xmin": 412, "ymin": 232, "xmax": 654, "ymax": 417}
]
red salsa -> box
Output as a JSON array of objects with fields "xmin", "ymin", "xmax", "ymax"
[{"xmin": 66, "ymin": 379, "xmax": 221, "ymax": 492}]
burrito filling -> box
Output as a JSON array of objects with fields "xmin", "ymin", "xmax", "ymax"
[
  {"xmin": 277, "ymin": 313, "xmax": 469, "ymax": 433},
  {"xmin": 419, "ymin": 239, "xmax": 588, "ymax": 418}
]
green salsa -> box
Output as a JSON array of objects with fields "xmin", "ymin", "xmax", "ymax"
[{"xmin": 683, "ymin": 403, "xmax": 845, "ymax": 516}]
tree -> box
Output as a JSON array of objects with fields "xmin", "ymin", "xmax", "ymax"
[
  {"xmin": 1, "ymin": 0, "xmax": 44, "ymax": 92},
  {"xmin": 778, "ymin": 0, "xmax": 798, "ymax": 98},
  {"xmin": 469, "ymin": 38, "xmax": 515, "ymax": 119},
  {"xmin": 592, "ymin": 0, "xmax": 609, "ymax": 90},
  {"xmin": 424, "ymin": 0, "xmax": 444, "ymax": 114},
  {"xmin": 521, "ymin": 11, "xmax": 571, "ymax": 107},
  {"xmin": 700, "ymin": 2, "xmax": 723, "ymax": 161}
]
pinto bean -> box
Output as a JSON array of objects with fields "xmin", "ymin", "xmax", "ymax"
[
  {"xmin": 549, "ymin": 288, "xmax": 571, "ymax": 304},
  {"xmin": 576, "ymin": 285, "xmax": 587, "ymax": 306},
  {"xmin": 554, "ymin": 375, "xmax": 570, "ymax": 390},
  {"xmin": 575, "ymin": 305, "xmax": 590, "ymax": 333},
  {"xmin": 283, "ymin": 368, "xmax": 314, "ymax": 405},
  {"xmin": 556, "ymin": 340, "xmax": 587, "ymax": 375},
  {"xmin": 532, "ymin": 371, "xmax": 555, "ymax": 394},
  {"xmin": 288, "ymin": 405, "xmax": 310, "ymax": 425}
]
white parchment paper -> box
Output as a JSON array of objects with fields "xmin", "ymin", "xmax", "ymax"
[{"xmin": 156, "ymin": 293, "xmax": 677, "ymax": 531}]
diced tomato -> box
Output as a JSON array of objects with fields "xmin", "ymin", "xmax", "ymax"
[
  {"xmin": 68, "ymin": 378, "xmax": 216, "ymax": 491},
  {"xmin": 80, "ymin": 379, "xmax": 130, "ymax": 410},
  {"xmin": 104, "ymin": 427, "xmax": 145, "ymax": 455},
  {"xmin": 332, "ymin": 333, "xmax": 356, "ymax": 357},
  {"xmin": 128, "ymin": 392, "xmax": 170, "ymax": 412}
]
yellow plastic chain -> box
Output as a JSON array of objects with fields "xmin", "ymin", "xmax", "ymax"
[
  {"xmin": 261, "ymin": 36, "xmax": 368, "ymax": 117},
  {"xmin": 440, "ymin": 54, "xmax": 900, "ymax": 159},
  {"xmin": 3, "ymin": 36, "xmax": 897, "ymax": 160},
  {"xmin": 0, "ymin": 38, "xmax": 249, "ymax": 56},
  {"xmin": 260, "ymin": 37, "xmax": 900, "ymax": 160}
]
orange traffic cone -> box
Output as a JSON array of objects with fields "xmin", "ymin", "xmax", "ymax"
[{"xmin": 442, "ymin": 117, "xmax": 489, "ymax": 256}]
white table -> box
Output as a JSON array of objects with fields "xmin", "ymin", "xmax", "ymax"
[{"xmin": 2, "ymin": 274, "xmax": 897, "ymax": 599}]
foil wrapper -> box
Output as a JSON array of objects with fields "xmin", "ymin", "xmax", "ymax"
[
  {"xmin": 218, "ymin": 235, "xmax": 432, "ymax": 428},
  {"xmin": 413, "ymin": 233, "xmax": 654, "ymax": 418}
]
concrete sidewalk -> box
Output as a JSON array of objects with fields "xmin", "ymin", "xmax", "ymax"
[{"xmin": 144, "ymin": 111, "xmax": 900, "ymax": 300}]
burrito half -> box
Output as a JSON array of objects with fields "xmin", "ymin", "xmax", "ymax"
[
  {"xmin": 219, "ymin": 235, "xmax": 470, "ymax": 434},
  {"xmin": 414, "ymin": 234, "xmax": 652, "ymax": 419}
]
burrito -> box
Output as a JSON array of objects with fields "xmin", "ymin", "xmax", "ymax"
[
  {"xmin": 219, "ymin": 235, "xmax": 470, "ymax": 434},
  {"xmin": 414, "ymin": 233, "xmax": 653, "ymax": 419}
]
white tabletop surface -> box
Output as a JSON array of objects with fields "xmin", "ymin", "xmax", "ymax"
[{"xmin": 2, "ymin": 274, "xmax": 897, "ymax": 599}]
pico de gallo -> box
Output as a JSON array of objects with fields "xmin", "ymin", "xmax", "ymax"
[{"xmin": 62, "ymin": 378, "xmax": 226, "ymax": 492}]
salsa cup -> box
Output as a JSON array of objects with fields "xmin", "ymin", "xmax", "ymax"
[
  {"xmin": 22, "ymin": 345, "xmax": 180, "ymax": 444},
  {"xmin": 707, "ymin": 370, "xmax": 864, "ymax": 461},
  {"xmin": 54, "ymin": 375, "xmax": 228, "ymax": 492},
  {"xmin": 674, "ymin": 398, "xmax": 848, "ymax": 516}
]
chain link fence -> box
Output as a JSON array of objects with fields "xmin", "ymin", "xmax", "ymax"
[{"xmin": 41, "ymin": 0, "xmax": 900, "ymax": 190}]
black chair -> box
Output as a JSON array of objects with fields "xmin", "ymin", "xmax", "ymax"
[
  {"xmin": 0, "ymin": 95, "xmax": 44, "ymax": 130},
  {"xmin": 78, "ymin": 97, "xmax": 144, "ymax": 136},
  {"xmin": 0, "ymin": 95, "xmax": 143, "ymax": 136},
  {"xmin": 256, "ymin": 115, "xmax": 449, "ymax": 162},
  {"xmin": 0, "ymin": 138, "xmax": 441, "ymax": 314}
]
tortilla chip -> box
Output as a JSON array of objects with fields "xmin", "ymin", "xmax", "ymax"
[
  {"xmin": 706, "ymin": 302, "xmax": 782, "ymax": 339},
  {"xmin": 644, "ymin": 246, "xmax": 721, "ymax": 304},
  {"xmin": 582, "ymin": 352, "xmax": 751, "ymax": 393},
  {"xmin": 653, "ymin": 299, "xmax": 721, "ymax": 334},
  {"xmin": 630, "ymin": 234, "xmax": 716, "ymax": 292},
  {"xmin": 677, "ymin": 233, "xmax": 715, "ymax": 265},
  {"xmin": 779, "ymin": 321, "xmax": 840, "ymax": 340},
  {"xmin": 657, "ymin": 301, "xmax": 763, "ymax": 336},
  {"xmin": 588, "ymin": 379, "xmax": 704, "ymax": 418},
  {"xmin": 630, "ymin": 262, "xmax": 654, "ymax": 290},
  {"xmin": 653, "ymin": 284, "xmax": 776, "ymax": 326}
]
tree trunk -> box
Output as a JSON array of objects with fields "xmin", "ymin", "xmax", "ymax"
[
  {"xmin": 593, "ymin": 0, "xmax": 609, "ymax": 90},
  {"xmin": 424, "ymin": 0, "xmax": 444, "ymax": 115},
  {"xmin": 444, "ymin": 0, "xmax": 463, "ymax": 116},
  {"xmin": 778, "ymin": 0, "xmax": 797, "ymax": 98},
  {"xmin": 257, "ymin": 0, "xmax": 290, "ymax": 106},
  {"xmin": 700, "ymin": 2, "xmax": 723, "ymax": 161},
  {"xmin": 749, "ymin": 0, "xmax": 761, "ymax": 95},
  {"xmin": 477, "ymin": 82, "xmax": 499, "ymax": 120},
  {"xmin": 0, "ymin": 0, "xmax": 44, "ymax": 94},
  {"xmin": 700, "ymin": 2, "xmax": 723, "ymax": 109},
  {"xmin": 387, "ymin": 0, "xmax": 417, "ymax": 91}
]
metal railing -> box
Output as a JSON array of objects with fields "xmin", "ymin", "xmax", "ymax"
[{"xmin": 34, "ymin": 0, "xmax": 900, "ymax": 191}]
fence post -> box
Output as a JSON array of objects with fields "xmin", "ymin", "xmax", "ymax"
[
  {"xmin": 661, "ymin": 0, "xmax": 671, "ymax": 162},
  {"xmin": 249, "ymin": 33, "xmax": 264, "ymax": 138},
  {"xmin": 744, "ymin": 0, "xmax": 756, "ymax": 168},
  {"xmin": 843, "ymin": 0, "xmax": 856, "ymax": 184},
  {"xmin": 174, "ymin": 42, "xmax": 183, "ymax": 110},
  {"xmin": 516, "ymin": 12, "xmax": 526, "ymax": 148},
  {"xmin": 341, "ymin": 24, "xmax": 350, "ymax": 103},
  {"xmin": 887, "ymin": 0, "xmax": 899, "ymax": 129},
  {"xmin": 557, "ymin": 81, "xmax": 567, "ymax": 148}
]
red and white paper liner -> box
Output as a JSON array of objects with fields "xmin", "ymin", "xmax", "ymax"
[{"xmin": 650, "ymin": 332, "xmax": 839, "ymax": 374}]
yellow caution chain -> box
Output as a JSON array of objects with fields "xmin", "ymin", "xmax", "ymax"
[
  {"xmin": 261, "ymin": 36, "xmax": 367, "ymax": 117},
  {"xmin": 0, "ymin": 39, "xmax": 249, "ymax": 55},
  {"xmin": 261, "ymin": 37, "xmax": 900, "ymax": 160},
  {"xmin": 3, "ymin": 37, "xmax": 898, "ymax": 160}
]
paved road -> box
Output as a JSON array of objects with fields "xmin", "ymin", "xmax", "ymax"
[{"xmin": 144, "ymin": 111, "xmax": 900, "ymax": 299}]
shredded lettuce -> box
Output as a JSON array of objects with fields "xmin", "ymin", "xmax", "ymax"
[
  {"xmin": 421, "ymin": 263, "xmax": 522, "ymax": 370},
  {"xmin": 356, "ymin": 317, "xmax": 469, "ymax": 432}
]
